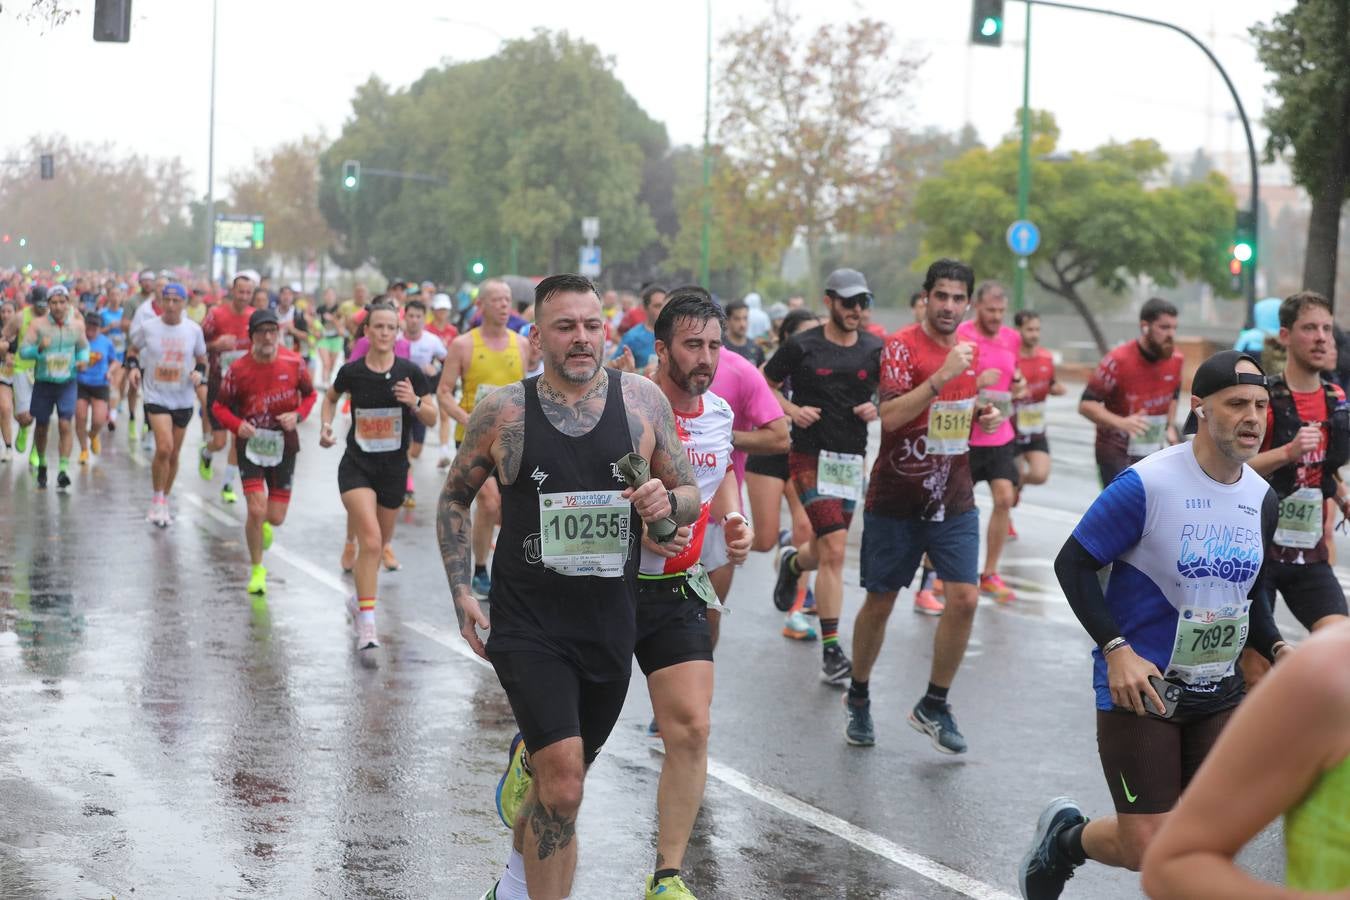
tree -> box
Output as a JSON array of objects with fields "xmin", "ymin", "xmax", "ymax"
[
  {"xmin": 715, "ymin": 1, "xmax": 923, "ymax": 282},
  {"xmin": 915, "ymin": 112, "xmax": 1238, "ymax": 354},
  {"xmin": 228, "ymin": 136, "xmax": 336, "ymax": 278},
  {"xmin": 1252, "ymin": 1, "xmax": 1350, "ymax": 300}
]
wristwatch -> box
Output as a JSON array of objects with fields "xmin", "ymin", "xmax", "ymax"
[{"xmin": 666, "ymin": 489, "xmax": 679, "ymax": 520}]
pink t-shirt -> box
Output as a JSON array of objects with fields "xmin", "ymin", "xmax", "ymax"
[
  {"xmin": 349, "ymin": 335, "xmax": 411, "ymax": 361},
  {"xmin": 710, "ymin": 348, "xmax": 787, "ymax": 486},
  {"xmin": 956, "ymin": 319, "xmax": 1017, "ymax": 447}
]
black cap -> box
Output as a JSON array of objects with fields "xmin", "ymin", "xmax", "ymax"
[
  {"xmin": 1182, "ymin": 349, "xmax": 1269, "ymax": 435},
  {"xmin": 29, "ymin": 284, "xmax": 48, "ymax": 306},
  {"xmin": 248, "ymin": 308, "xmax": 280, "ymax": 334}
]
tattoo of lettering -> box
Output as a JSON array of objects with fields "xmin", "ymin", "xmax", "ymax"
[
  {"xmin": 529, "ymin": 803, "xmax": 577, "ymax": 860},
  {"xmin": 436, "ymin": 385, "xmax": 523, "ymax": 596},
  {"xmin": 537, "ymin": 369, "xmax": 609, "ymax": 437}
]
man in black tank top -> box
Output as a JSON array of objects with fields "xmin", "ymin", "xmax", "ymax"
[{"xmin": 437, "ymin": 274, "xmax": 700, "ymax": 900}]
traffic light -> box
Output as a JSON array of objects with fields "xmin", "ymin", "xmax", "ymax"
[
  {"xmin": 19, "ymin": 237, "xmax": 27, "ymax": 247},
  {"xmin": 1230, "ymin": 209, "xmax": 1255, "ymax": 292},
  {"xmin": 1, "ymin": 234, "xmax": 9, "ymax": 244},
  {"xmin": 92, "ymin": 0, "xmax": 132, "ymax": 42},
  {"xmin": 341, "ymin": 160, "xmax": 360, "ymax": 191},
  {"xmin": 52, "ymin": 261, "xmax": 61, "ymax": 272},
  {"xmin": 468, "ymin": 258, "xmax": 486, "ymax": 279},
  {"xmin": 970, "ymin": 0, "xmax": 1004, "ymax": 46},
  {"xmin": 40, "ymin": 154, "xmax": 54, "ymax": 180}
]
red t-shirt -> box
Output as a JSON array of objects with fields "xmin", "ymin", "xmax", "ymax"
[
  {"xmin": 1083, "ymin": 341, "xmax": 1182, "ymax": 465},
  {"xmin": 867, "ymin": 323, "xmax": 980, "ymax": 521},
  {"xmin": 618, "ymin": 306, "xmax": 646, "ymax": 335},
  {"xmin": 201, "ymin": 304, "xmax": 256, "ymax": 388},
  {"xmin": 1017, "ymin": 348, "xmax": 1056, "ymax": 404},
  {"xmin": 212, "ymin": 348, "xmax": 315, "ymax": 453},
  {"xmin": 426, "ymin": 321, "xmax": 459, "ymax": 344}
]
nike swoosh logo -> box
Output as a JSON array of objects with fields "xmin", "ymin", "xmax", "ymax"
[{"xmin": 1120, "ymin": 773, "xmax": 1138, "ymax": 804}]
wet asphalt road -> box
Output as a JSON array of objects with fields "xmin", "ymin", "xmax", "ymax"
[{"xmin": 0, "ymin": 392, "xmax": 1321, "ymax": 899}]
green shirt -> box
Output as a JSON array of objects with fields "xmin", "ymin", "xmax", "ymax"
[{"xmin": 1286, "ymin": 752, "xmax": 1350, "ymax": 891}]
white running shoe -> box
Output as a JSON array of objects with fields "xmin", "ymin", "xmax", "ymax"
[
  {"xmin": 1, "ymin": 445, "xmax": 11, "ymax": 463},
  {"xmin": 146, "ymin": 501, "xmax": 160, "ymax": 524},
  {"xmin": 356, "ymin": 617, "xmax": 379, "ymax": 651}
]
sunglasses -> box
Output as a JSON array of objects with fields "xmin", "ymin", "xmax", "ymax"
[{"xmin": 828, "ymin": 291, "xmax": 871, "ymax": 310}]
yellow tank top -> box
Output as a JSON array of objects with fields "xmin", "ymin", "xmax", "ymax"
[
  {"xmin": 1286, "ymin": 752, "xmax": 1350, "ymax": 891},
  {"xmin": 457, "ymin": 328, "xmax": 524, "ymax": 441}
]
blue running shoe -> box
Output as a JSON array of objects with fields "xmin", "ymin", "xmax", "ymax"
[
  {"xmin": 1018, "ymin": 797, "xmax": 1086, "ymax": 899},
  {"xmin": 844, "ymin": 696, "xmax": 875, "ymax": 747},
  {"xmin": 908, "ymin": 699, "xmax": 968, "ymax": 754}
]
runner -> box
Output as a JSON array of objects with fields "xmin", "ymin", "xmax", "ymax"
[
  {"xmin": 1019, "ymin": 350, "xmax": 1289, "ymax": 899},
  {"xmin": 125, "ymin": 282, "xmax": 208, "ymax": 526},
  {"xmin": 399, "ymin": 298, "xmax": 447, "ymax": 507},
  {"xmin": 613, "ymin": 283, "xmax": 668, "ymax": 371},
  {"xmin": 19, "ymin": 285, "xmax": 90, "ymax": 490},
  {"xmin": 5, "ymin": 285, "xmax": 44, "ymax": 463},
  {"xmin": 1141, "ymin": 620, "xmax": 1350, "ymax": 898},
  {"xmin": 1079, "ymin": 298, "xmax": 1183, "ymax": 486},
  {"xmin": 846, "ymin": 258, "xmax": 998, "ymax": 753},
  {"xmin": 427, "ymin": 293, "xmax": 460, "ymax": 468},
  {"xmin": 199, "ymin": 274, "xmax": 258, "ymax": 504},
  {"xmin": 314, "ymin": 287, "xmax": 345, "ymax": 390},
  {"xmin": 1012, "ymin": 309, "xmax": 1065, "ymax": 493},
  {"xmin": 435, "ymin": 273, "xmax": 700, "ymax": 900},
  {"xmin": 0, "ymin": 299, "xmax": 16, "ymax": 460},
  {"xmin": 120, "ymin": 270, "xmax": 157, "ymax": 443},
  {"xmin": 74, "ymin": 313, "xmax": 115, "ymax": 464},
  {"xmin": 99, "ymin": 283, "xmax": 128, "ymax": 431},
  {"xmin": 634, "ymin": 287, "xmax": 752, "ymax": 898},
  {"xmin": 211, "ymin": 309, "xmax": 317, "ymax": 595},
  {"xmin": 721, "ymin": 299, "xmax": 766, "ymax": 366},
  {"xmin": 763, "ymin": 268, "xmax": 882, "ymax": 685},
  {"xmin": 320, "ymin": 300, "xmax": 436, "ymax": 651},
  {"xmin": 436, "ymin": 279, "xmax": 529, "ymax": 599},
  {"xmin": 956, "ymin": 281, "xmax": 1025, "ymax": 603},
  {"xmin": 1245, "ymin": 291, "xmax": 1350, "ymax": 643}
]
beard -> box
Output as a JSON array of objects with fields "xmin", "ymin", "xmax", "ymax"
[
  {"xmin": 830, "ymin": 305, "xmax": 858, "ymax": 333},
  {"xmin": 551, "ymin": 345, "xmax": 599, "ymax": 384},
  {"xmin": 667, "ymin": 357, "xmax": 714, "ymax": 396}
]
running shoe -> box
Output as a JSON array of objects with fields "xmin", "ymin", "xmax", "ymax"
[
  {"xmin": 340, "ymin": 539, "xmax": 358, "ymax": 574},
  {"xmin": 345, "ymin": 594, "xmax": 360, "ymax": 627},
  {"xmin": 35, "ymin": 465, "xmax": 47, "ymax": 489},
  {"xmin": 801, "ymin": 586, "xmax": 817, "ymax": 616},
  {"xmin": 56, "ymin": 470, "xmax": 70, "ymax": 491},
  {"xmin": 1, "ymin": 445, "xmax": 11, "ymax": 463},
  {"xmin": 1008, "ymin": 519, "xmax": 1019, "ymax": 541},
  {"xmin": 247, "ymin": 564, "xmax": 267, "ymax": 595},
  {"xmin": 908, "ymin": 699, "xmax": 968, "ymax": 754},
  {"xmin": 782, "ymin": 610, "xmax": 818, "ymax": 641},
  {"xmin": 844, "ymin": 695, "xmax": 875, "ymax": 747},
  {"xmin": 261, "ymin": 521, "xmax": 274, "ymax": 551},
  {"xmin": 381, "ymin": 545, "xmax": 401, "ymax": 571},
  {"xmin": 355, "ymin": 617, "xmax": 379, "ymax": 651},
  {"xmin": 29, "ymin": 447, "xmax": 39, "ymax": 469},
  {"xmin": 477, "ymin": 884, "xmax": 498, "ymax": 900},
  {"xmin": 932, "ymin": 577, "xmax": 945, "ymax": 597},
  {"xmin": 146, "ymin": 501, "xmax": 162, "ymax": 526},
  {"xmin": 471, "ymin": 571, "xmax": 492, "ymax": 599},
  {"xmin": 79, "ymin": 449, "xmax": 89, "ymax": 465},
  {"xmin": 980, "ymin": 572, "xmax": 1016, "ymax": 603},
  {"xmin": 15, "ymin": 424, "xmax": 28, "ymax": 454},
  {"xmin": 913, "ymin": 589, "xmax": 945, "ymax": 616},
  {"xmin": 403, "ymin": 492, "xmax": 416, "ymax": 508},
  {"xmin": 820, "ymin": 645, "xmax": 852, "ymax": 686},
  {"xmin": 198, "ymin": 449, "xmax": 212, "ymax": 481},
  {"xmin": 140, "ymin": 430, "xmax": 152, "ymax": 451},
  {"xmin": 646, "ymin": 717, "xmax": 661, "ymax": 738},
  {"xmin": 437, "ymin": 455, "xmax": 451, "ymax": 470},
  {"xmin": 90, "ymin": 435, "xmax": 100, "ymax": 455},
  {"xmin": 495, "ymin": 733, "xmax": 534, "ymax": 829},
  {"xmin": 645, "ymin": 873, "xmax": 697, "ymax": 898},
  {"xmin": 221, "ymin": 484, "xmax": 238, "ymax": 504},
  {"xmin": 772, "ymin": 548, "xmax": 799, "ymax": 612},
  {"xmin": 1018, "ymin": 797, "xmax": 1086, "ymax": 900},
  {"xmin": 127, "ymin": 420, "xmax": 139, "ymax": 444}
]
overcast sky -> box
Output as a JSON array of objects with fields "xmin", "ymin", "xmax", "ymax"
[{"xmin": 3, "ymin": 0, "xmax": 1293, "ymax": 197}]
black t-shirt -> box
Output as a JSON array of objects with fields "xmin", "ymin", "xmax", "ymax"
[
  {"xmin": 333, "ymin": 356, "xmax": 430, "ymax": 458},
  {"xmin": 762, "ymin": 325, "xmax": 882, "ymax": 456},
  {"xmin": 724, "ymin": 337, "xmax": 765, "ymax": 367}
]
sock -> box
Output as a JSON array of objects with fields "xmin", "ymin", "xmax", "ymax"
[
  {"xmin": 820, "ymin": 617, "xmax": 839, "ymax": 650},
  {"xmin": 495, "ymin": 848, "xmax": 529, "ymax": 900},
  {"xmin": 474, "ymin": 564, "xmax": 487, "ymax": 579},
  {"xmin": 653, "ymin": 867, "xmax": 680, "ymax": 882},
  {"xmin": 787, "ymin": 553, "xmax": 801, "ymax": 575},
  {"xmin": 848, "ymin": 679, "xmax": 869, "ymax": 701},
  {"xmin": 59, "ymin": 457, "xmax": 69, "ymax": 473},
  {"xmin": 358, "ymin": 596, "xmax": 376, "ymax": 615},
  {"xmin": 406, "ymin": 472, "xmax": 414, "ymax": 492},
  {"xmin": 921, "ymin": 565, "xmax": 937, "ymax": 592},
  {"xmin": 154, "ymin": 490, "xmax": 165, "ymax": 502},
  {"xmin": 1057, "ymin": 821, "xmax": 1088, "ymax": 866},
  {"xmin": 922, "ymin": 682, "xmax": 950, "ymax": 709},
  {"xmin": 224, "ymin": 464, "xmax": 238, "ymax": 485},
  {"xmin": 200, "ymin": 446, "xmax": 212, "ymax": 463}
]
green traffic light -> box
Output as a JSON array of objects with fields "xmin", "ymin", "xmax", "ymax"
[
  {"xmin": 470, "ymin": 261, "xmax": 485, "ymax": 277},
  {"xmin": 981, "ymin": 16, "xmax": 1000, "ymax": 36},
  {"xmin": 1233, "ymin": 242, "xmax": 1254, "ymax": 263}
]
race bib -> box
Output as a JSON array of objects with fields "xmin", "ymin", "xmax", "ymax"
[
  {"xmin": 154, "ymin": 364, "xmax": 182, "ymax": 385},
  {"xmin": 1016, "ymin": 401, "xmax": 1047, "ymax": 435},
  {"xmin": 45, "ymin": 351, "xmax": 72, "ymax": 380},
  {"xmin": 353, "ymin": 407, "xmax": 403, "ymax": 453},
  {"xmin": 1165, "ymin": 604, "xmax": 1249, "ymax": 685},
  {"xmin": 979, "ymin": 388, "xmax": 1013, "ymax": 421},
  {"xmin": 0, "ymin": 357, "xmax": 14, "ymax": 379},
  {"xmin": 539, "ymin": 490, "xmax": 631, "ymax": 577},
  {"xmin": 1275, "ymin": 486, "xmax": 1323, "ymax": 550},
  {"xmin": 927, "ymin": 397, "xmax": 975, "ymax": 456},
  {"xmin": 220, "ymin": 349, "xmax": 246, "ymax": 370},
  {"xmin": 473, "ymin": 382, "xmax": 501, "ymax": 406},
  {"xmin": 817, "ymin": 450, "xmax": 864, "ymax": 501},
  {"xmin": 244, "ymin": 428, "xmax": 285, "ymax": 467},
  {"xmin": 1127, "ymin": 414, "xmax": 1169, "ymax": 457},
  {"xmin": 110, "ymin": 331, "xmax": 126, "ymax": 353}
]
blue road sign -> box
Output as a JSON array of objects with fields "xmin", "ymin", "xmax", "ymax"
[
  {"xmin": 1006, "ymin": 220, "xmax": 1041, "ymax": 257},
  {"xmin": 579, "ymin": 245, "xmax": 602, "ymax": 277}
]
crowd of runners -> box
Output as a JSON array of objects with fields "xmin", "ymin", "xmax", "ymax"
[{"xmin": 2, "ymin": 261, "xmax": 1347, "ymax": 899}]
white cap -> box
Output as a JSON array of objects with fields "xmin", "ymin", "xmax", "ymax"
[
  {"xmin": 432, "ymin": 293, "xmax": 453, "ymax": 311},
  {"xmin": 288, "ymin": 281, "xmax": 302, "ymax": 293},
  {"xmin": 236, "ymin": 269, "xmax": 260, "ymax": 285}
]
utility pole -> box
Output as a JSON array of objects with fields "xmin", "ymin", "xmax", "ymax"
[
  {"xmin": 203, "ymin": 0, "xmax": 218, "ymax": 283},
  {"xmin": 1013, "ymin": 2, "xmax": 1032, "ymax": 311},
  {"xmin": 698, "ymin": 0, "xmax": 713, "ymax": 289}
]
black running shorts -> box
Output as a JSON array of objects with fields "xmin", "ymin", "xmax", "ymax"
[
  {"xmin": 337, "ymin": 452, "xmax": 407, "ymax": 510},
  {"xmin": 1096, "ymin": 707, "xmax": 1233, "ymax": 815},
  {"xmin": 239, "ymin": 450, "xmax": 297, "ymax": 498},
  {"xmin": 634, "ymin": 575, "xmax": 714, "ymax": 676},
  {"xmin": 77, "ymin": 383, "xmax": 110, "ymax": 403},
  {"xmin": 1015, "ymin": 433, "xmax": 1049, "ymax": 456},
  {"xmin": 144, "ymin": 403, "xmax": 194, "ymax": 430},
  {"xmin": 1253, "ymin": 559, "xmax": 1348, "ymax": 631},
  {"xmin": 488, "ymin": 647, "xmax": 629, "ymax": 765},
  {"xmin": 969, "ymin": 442, "xmax": 1020, "ymax": 486}
]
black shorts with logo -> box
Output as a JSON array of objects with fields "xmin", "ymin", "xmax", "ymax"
[
  {"xmin": 1253, "ymin": 558, "xmax": 1348, "ymax": 631},
  {"xmin": 1096, "ymin": 706, "xmax": 1234, "ymax": 815},
  {"xmin": 969, "ymin": 441, "xmax": 1020, "ymax": 486},
  {"xmin": 634, "ymin": 574, "xmax": 714, "ymax": 677},
  {"xmin": 239, "ymin": 450, "xmax": 298, "ymax": 497},
  {"xmin": 489, "ymin": 647, "xmax": 629, "ymax": 766},
  {"xmin": 1015, "ymin": 433, "xmax": 1049, "ymax": 456}
]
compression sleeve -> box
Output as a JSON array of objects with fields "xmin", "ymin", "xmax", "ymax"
[
  {"xmin": 1246, "ymin": 487, "xmax": 1285, "ymax": 661},
  {"xmin": 1055, "ymin": 536, "xmax": 1124, "ymax": 648}
]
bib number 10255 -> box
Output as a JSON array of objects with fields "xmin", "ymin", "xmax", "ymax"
[{"xmin": 539, "ymin": 490, "xmax": 631, "ymax": 578}]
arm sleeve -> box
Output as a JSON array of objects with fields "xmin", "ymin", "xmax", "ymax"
[
  {"xmin": 1246, "ymin": 488, "xmax": 1285, "ymax": 662},
  {"xmin": 1055, "ymin": 468, "xmax": 1148, "ymax": 648},
  {"xmin": 1055, "ymin": 536, "xmax": 1125, "ymax": 648}
]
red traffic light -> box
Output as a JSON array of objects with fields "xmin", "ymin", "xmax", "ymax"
[
  {"xmin": 1, "ymin": 234, "xmax": 9, "ymax": 243},
  {"xmin": 1229, "ymin": 258, "xmax": 1243, "ymax": 276}
]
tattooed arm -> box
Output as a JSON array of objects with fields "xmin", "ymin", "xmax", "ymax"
[
  {"xmin": 436, "ymin": 383, "xmax": 524, "ymax": 658},
  {"xmin": 621, "ymin": 373, "xmax": 700, "ymax": 526}
]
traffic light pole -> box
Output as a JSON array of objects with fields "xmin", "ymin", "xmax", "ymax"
[
  {"xmin": 698, "ymin": 0, "xmax": 713, "ymax": 289},
  {"xmin": 1013, "ymin": 2, "xmax": 1032, "ymax": 312},
  {"xmin": 1015, "ymin": 0, "xmax": 1260, "ymax": 326},
  {"xmin": 204, "ymin": 0, "xmax": 218, "ymax": 282}
]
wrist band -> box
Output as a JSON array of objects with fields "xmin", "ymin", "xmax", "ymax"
[
  {"xmin": 1102, "ymin": 637, "xmax": 1129, "ymax": 656},
  {"xmin": 928, "ymin": 379, "xmax": 940, "ymax": 396},
  {"xmin": 722, "ymin": 511, "xmax": 747, "ymax": 526}
]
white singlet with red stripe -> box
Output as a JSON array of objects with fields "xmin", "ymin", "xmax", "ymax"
[{"xmin": 639, "ymin": 390, "xmax": 735, "ymax": 575}]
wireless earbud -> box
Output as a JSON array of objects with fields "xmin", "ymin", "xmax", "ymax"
[{"xmin": 1195, "ymin": 408, "xmax": 1206, "ymax": 420}]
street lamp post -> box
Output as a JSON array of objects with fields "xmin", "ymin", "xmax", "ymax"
[
  {"xmin": 698, "ymin": 0, "xmax": 712, "ymax": 290},
  {"xmin": 203, "ymin": 0, "xmax": 218, "ymax": 282}
]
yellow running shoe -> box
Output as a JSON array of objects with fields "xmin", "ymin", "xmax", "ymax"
[
  {"xmin": 261, "ymin": 521, "xmax": 274, "ymax": 551},
  {"xmin": 90, "ymin": 435, "xmax": 101, "ymax": 455},
  {"xmin": 646, "ymin": 873, "xmax": 697, "ymax": 898},
  {"xmin": 247, "ymin": 564, "xmax": 267, "ymax": 595},
  {"xmin": 495, "ymin": 733, "xmax": 532, "ymax": 829},
  {"xmin": 79, "ymin": 449, "xmax": 89, "ymax": 465}
]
